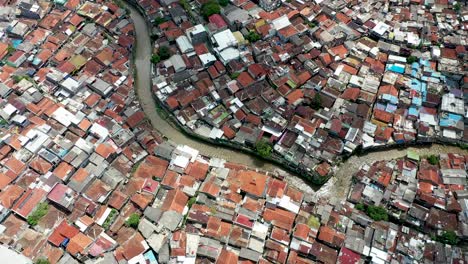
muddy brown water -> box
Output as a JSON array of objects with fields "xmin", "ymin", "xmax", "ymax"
[{"xmin": 127, "ymin": 3, "xmax": 468, "ymax": 200}]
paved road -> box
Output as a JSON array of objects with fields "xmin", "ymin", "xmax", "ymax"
[{"xmin": 126, "ymin": 3, "xmax": 468, "ymax": 199}]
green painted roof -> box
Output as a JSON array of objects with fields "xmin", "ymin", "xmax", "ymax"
[
  {"xmin": 69, "ymin": 55, "xmax": 87, "ymax": 69},
  {"xmin": 407, "ymin": 150, "xmax": 419, "ymax": 161}
]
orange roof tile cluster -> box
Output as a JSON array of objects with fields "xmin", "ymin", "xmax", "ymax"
[
  {"xmin": 234, "ymin": 170, "xmax": 269, "ymax": 197},
  {"xmin": 160, "ymin": 189, "xmax": 188, "ymax": 214},
  {"xmin": 263, "ymin": 207, "xmax": 296, "ymax": 231}
]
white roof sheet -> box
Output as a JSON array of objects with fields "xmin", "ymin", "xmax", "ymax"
[{"xmin": 272, "ymin": 15, "xmax": 291, "ymax": 31}]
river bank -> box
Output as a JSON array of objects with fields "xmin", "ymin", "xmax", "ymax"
[
  {"xmin": 125, "ymin": 1, "xmax": 468, "ymax": 202},
  {"xmin": 125, "ymin": 2, "xmax": 289, "ymax": 171}
]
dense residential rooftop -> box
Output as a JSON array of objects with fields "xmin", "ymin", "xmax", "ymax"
[
  {"xmin": 0, "ymin": 0, "xmax": 465, "ymax": 263},
  {"xmin": 147, "ymin": 0, "xmax": 467, "ymax": 183}
]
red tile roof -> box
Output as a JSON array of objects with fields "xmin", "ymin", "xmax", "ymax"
[
  {"xmin": 185, "ymin": 161, "xmax": 209, "ymax": 181},
  {"xmin": 11, "ymin": 188, "xmax": 47, "ymax": 218},
  {"xmin": 263, "ymin": 207, "xmax": 296, "ymax": 231},
  {"xmin": 161, "ymin": 189, "xmax": 188, "ymax": 214},
  {"xmin": 0, "ymin": 185, "xmax": 24, "ymax": 209},
  {"xmin": 235, "ymin": 170, "xmax": 269, "ymax": 197},
  {"xmin": 237, "ymin": 72, "xmax": 255, "ymax": 88},
  {"xmin": 209, "ymin": 14, "xmax": 227, "ymax": 28}
]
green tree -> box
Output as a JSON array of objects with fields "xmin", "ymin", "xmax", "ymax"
[
  {"xmin": 436, "ymin": 230, "xmax": 459, "ymax": 245},
  {"xmin": 151, "ymin": 54, "xmax": 160, "ymax": 64},
  {"xmin": 125, "ymin": 213, "xmax": 140, "ymax": 229},
  {"xmin": 306, "ymin": 216, "xmax": 320, "ymax": 229},
  {"xmin": 307, "ymin": 21, "xmax": 318, "ymax": 28},
  {"xmin": 102, "ymin": 209, "xmax": 118, "ymax": 230},
  {"xmin": 218, "ymin": 0, "xmax": 229, "ymax": 6},
  {"xmin": 188, "ymin": 197, "xmax": 197, "ymax": 207},
  {"xmin": 158, "ymin": 46, "xmax": 171, "ymax": 60},
  {"xmin": 201, "ymin": 0, "xmax": 221, "ymax": 18},
  {"xmin": 427, "ymin": 155, "xmax": 439, "ymax": 165},
  {"xmin": 7, "ymin": 45, "xmax": 15, "ymax": 54},
  {"xmin": 27, "ymin": 203, "xmax": 49, "ymax": 226},
  {"xmin": 256, "ymin": 140, "xmax": 273, "ymax": 158},
  {"xmin": 366, "ymin": 205, "xmax": 388, "ymax": 221},
  {"xmin": 406, "ymin": 56, "xmax": 418, "ymax": 64},
  {"xmin": 36, "ymin": 259, "xmax": 50, "ymax": 264},
  {"xmin": 245, "ymin": 31, "xmax": 261, "ymax": 43},
  {"xmin": 180, "ymin": 0, "xmax": 190, "ymax": 11},
  {"xmin": 355, "ymin": 203, "xmax": 365, "ymax": 211},
  {"xmin": 230, "ymin": 72, "xmax": 240, "ymax": 79},
  {"xmin": 311, "ymin": 93, "xmax": 322, "ymax": 110},
  {"xmin": 154, "ymin": 17, "xmax": 168, "ymax": 26},
  {"xmin": 454, "ymin": 2, "xmax": 461, "ymax": 12}
]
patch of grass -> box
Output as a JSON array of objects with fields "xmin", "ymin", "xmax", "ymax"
[
  {"xmin": 155, "ymin": 104, "xmax": 169, "ymax": 119},
  {"xmin": 12, "ymin": 75, "xmax": 33, "ymax": 84},
  {"xmin": 187, "ymin": 197, "xmax": 197, "ymax": 208},
  {"xmin": 102, "ymin": 209, "xmax": 118, "ymax": 230},
  {"xmin": 457, "ymin": 143, "xmax": 468, "ymax": 150},
  {"xmin": 306, "ymin": 215, "xmax": 320, "ymax": 229},
  {"xmin": 230, "ymin": 72, "xmax": 240, "ymax": 79},
  {"xmin": 131, "ymin": 160, "xmax": 143, "ymax": 175},
  {"xmin": 209, "ymin": 206, "xmax": 217, "ymax": 215},
  {"xmin": 27, "ymin": 202, "xmax": 49, "ymax": 226},
  {"xmin": 35, "ymin": 259, "xmax": 50, "ymax": 264}
]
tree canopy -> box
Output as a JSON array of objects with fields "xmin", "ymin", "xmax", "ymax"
[
  {"xmin": 158, "ymin": 46, "xmax": 171, "ymax": 60},
  {"xmin": 311, "ymin": 93, "xmax": 322, "ymax": 110},
  {"xmin": 201, "ymin": 0, "xmax": 221, "ymax": 18},
  {"xmin": 246, "ymin": 31, "xmax": 261, "ymax": 43},
  {"xmin": 436, "ymin": 230, "xmax": 459, "ymax": 245},
  {"xmin": 125, "ymin": 213, "xmax": 140, "ymax": 229},
  {"xmin": 218, "ymin": 0, "xmax": 229, "ymax": 6},
  {"xmin": 256, "ymin": 140, "xmax": 273, "ymax": 158},
  {"xmin": 151, "ymin": 54, "xmax": 160, "ymax": 64},
  {"xmin": 27, "ymin": 203, "xmax": 49, "ymax": 226},
  {"xmin": 427, "ymin": 155, "xmax": 439, "ymax": 165},
  {"xmin": 36, "ymin": 259, "xmax": 50, "ymax": 264},
  {"xmin": 366, "ymin": 205, "xmax": 388, "ymax": 221},
  {"xmin": 406, "ymin": 55, "xmax": 418, "ymax": 64}
]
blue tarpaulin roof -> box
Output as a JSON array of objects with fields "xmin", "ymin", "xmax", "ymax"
[
  {"xmin": 12, "ymin": 39, "xmax": 22, "ymax": 48},
  {"xmin": 382, "ymin": 94, "xmax": 398, "ymax": 104},
  {"xmin": 439, "ymin": 113, "xmax": 462, "ymax": 127},
  {"xmin": 412, "ymin": 97, "xmax": 422, "ymax": 106},
  {"xmin": 386, "ymin": 64, "xmax": 405, "ymax": 74},
  {"xmin": 408, "ymin": 107, "xmax": 419, "ymax": 117}
]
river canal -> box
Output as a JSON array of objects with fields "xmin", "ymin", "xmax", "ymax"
[{"xmin": 126, "ymin": 3, "xmax": 468, "ymax": 200}]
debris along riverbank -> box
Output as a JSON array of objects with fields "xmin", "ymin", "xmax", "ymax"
[{"xmin": 125, "ymin": 1, "xmax": 468, "ymax": 201}]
